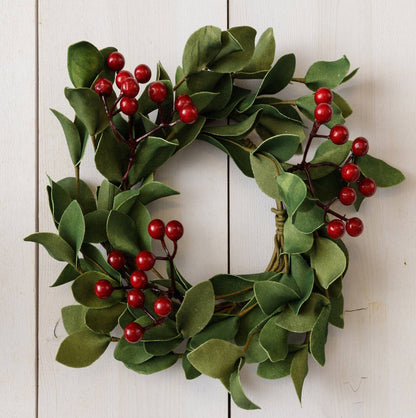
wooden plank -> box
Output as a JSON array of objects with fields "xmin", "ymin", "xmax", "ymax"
[
  {"xmin": 229, "ymin": 0, "xmax": 416, "ymax": 416},
  {"xmin": 0, "ymin": 1, "xmax": 37, "ymax": 417},
  {"xmin": 38, "ymin": 1, "xmax": 228, "ymax": 417}
]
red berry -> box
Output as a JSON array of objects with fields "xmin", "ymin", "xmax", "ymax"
[
  {"xmin": 346, "ymin": 217, "xmax": 364, "ymax": 237},
  {"xmin": 352, "ymin": 137, "xmax": 369, "ymax": 156},
  {"xmin": 314, "ymin": 103, "xmax": 333, "ymax": 124},
  {"xmin": 314, "ymin": 87, "xmax": 333, "ymax": 105},
  {"xmin": 175, "ymin": 94, "xmax": 193, "ymax": 112},
  {"xmin": 148, "ymin": 81, "xmax": 167, "ymax": 103},
  {"xmin": 120, "ymin": 97, "xmax": 138, "ymax": 115},
  {"xmin": 94, "ymin": 78, "xmax": 113, "ymax": 97},
  {"xmin": 121, "ymin": 78, "xmax": 140, "ymax": 98},
  {"xmin": 165, "ymin": 220, "xmax": 184, "ymax": 241},
  {"xmin": 148, "ymin": 219, "xmax": 165, "ymax": 240},
  {"xmin": 116, "ymin": 70, "xmax": 133, "ymax": 88},
  {"xmin": 107, "ymin": 52, "xmax": 125, "ymax": 72},
  {"xmin": 124, "ymin": 322, "xmax": 144, "ymax": 343},
  {"xmin": 154, "ymin": 297, "xmax": 173, "ymax": 317},
  {"xmin": 179, "ymin": 104, "xmax": 198, "ymax": 124},
  {"xmin": 130, "ymin": 270, "xmax": 148, "ymax": 289},
  {"xmin": 136, "ymin": 251, "xmax": 155, "ymax": 271},
  {"xmin": 134, "ymin": 64, "xmax": 152, "ymax": 84},
  {"xmin": 94, "ymin": 279, "xmax": 113, "ymax": 299},
  {"xmin": 127, "ymin": 289, "xmax": 145, "ymax": 309},
  {"xmin": 341, "ymin": 163, "xmax": 360, "ymax": 183},
  {"xmin": 358, "ymin": 178, "xmax": 377, "ymax": 197},
  {"xmin": 107, "ymin": 250, "xmax": 126, "ymax": 270},
  {"xmin": 327, "ymin": 219, "xmax": 345, "ymax": 239},
  {"xmin": 339, "ymin": 186, "xmax": 357, "ymax": 206},
  {"xmin": 329, "ymin": 125, "xmax": 349, "ymax": 145}
]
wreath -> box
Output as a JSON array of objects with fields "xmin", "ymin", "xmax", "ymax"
[{"xmin": 25, "ymin": 26, "xmax": 404, "ymax": 410}]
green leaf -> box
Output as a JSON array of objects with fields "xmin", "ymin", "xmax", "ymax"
[
  {"xmin": 128, "ymin": 201, "xmax": 152, "ymax": 252},
  {"xmin": 241, "ymin": 27, "xmax": 275, "ymax": 73},
  {"xmin": 57, "ymin": 177, "xmax": 97, "ymax": 214},
  {"xmin": 312, "ymin": 170, "xmax": 345, "ymax": 203},
  {"xmin": 250, "ymin": 152, "xmax": 282, "ymax": 200},
  {"xmin": 171, "ymin": 116, "xmax": 206, "ymax": 150},
  {"xmin": 48, "ymin": 178, "xmax": 72, "ymax": 224},
  {"xmin": 106, "ymin": 210, "xmax": 140, "ymax": 257},
  {"xmin": 137, "ymin": 181, "xmax": 179, "ymax": 205},
  {"xmin": 203, "ymin": 109, "xmax": 262, "ymax": 140},
  {"xmin": 333, "ymin": 92, "xmax": 353, "ymax": 118},
  {"xmin": 257, "ymin": 353, "xmax": 294, "ymax": 380},
  {"xmin": 95, "ymin": 128, "xmax": 129, "ymax": 184},
  {"xmin": 144, "ymin": 338, "xmax": 182, "ymax": 357},
  {"xmin": 114, "ymin": 338, "xmax": 153, "ymax": 364},
  {"xmin": 254, "ymin": 281, "xmax": 299, "ymax": 315},
  {"xmin": 51, "ymin": 109, "xmax": 83, "ymax": 166},
  {"xmin": 259, "ymin": 318, "xmax": 289, "ymax": 362},
  {"xmin": 310, "ymin": 236, "xmax": 347, "ymax": 289},
  {"xmin": 209, "ymin": 26, "xmax": 256, "ymax": 73},
  {"xmin": 189, "ymin": 316, "xmax": 239, "ymax": 349},
  {"xmin": 182, "ymin": 26, "xmax": 222, "ymax": 75},
  {"xmin": 255, "ymin": 134, "xmax": 300, "ymax": 162},
  {"xmin": 51, "ymin": 263, "xmax": 80, "ymax": 287},
  {"xmin": 297, "ymin": 95, "xmax": 345, "ymax": 128},
  {"xmin": 341, "ymin": 67, "xmax": 359, "ymax": 84},
  {"xmin": 245, "ymin": 333, "xmax": 268, "ymax": 364},
  {"xmin": 309, "ymin": 140, "xmax": 352, "ymax": 179},
  {"xmin": 289, "ymin": 255, "xmax": 315, "ymax": 314},
  {"xmin": 136, "ymin": 317, "xmax": 179, "ymax": 342},
  {"xmin": 187, "ymin": 339, "xmax": 244, "ymax": 378},
  {"xmin": 199, "ymin": 134, "xmax": 253, "ymax": 177},
  {"xmin": 84, "ymin": 209, "xmax": 108, "ymax": 243},
  {"xmin": 310, "ymin": 304, "xmax": 330, "ymax": 366},
  {"xmin": 80, "ymin": 243, "xmax": 121, "ymax": 281},
  {"xmin": 56, "ymin": 328, "xmax": 111, "ymax": 367},
  {"xmin": 24, "ymin": 232, "xmax": 76, "ymax": 266},
  {"xmin": 205, "ymin": 86, "xmax": 251, "ymax": 120},
  {"xmin": 293, "ymin": 198, "xmax": 325, "ymax": 233},
  {"xmin": 62, "ymin": 305, "xmax": 87, "ymax": 334},
  {"xmin": 283, "ymin": 218, "xmax": 314, "ymax": 254},
  {"xmin": 99, "ymin": 47, "xmax": 117, "ymax": 82},
  {"xmin": 65, "ymin": 87, "xmax": 109, "ymax": 136},
  {"xmin": 176, "ymin": 281, "xmax": 215, "ymax": 338},
  {"xmin": 328, "ymin": 294, "xmax": 344, "ymax": 328},
  {"xmin": 305, "ymin": 56, "xmax": 350, "ymax": 90},
  {"xmin": 128, "ymin": 136, "xmax": 178, "ymax": 185},
  {"xmin": 234, "ymin": 306, "xmax": 268, "ymax": 346},
  {"xmin": 58, "ymin": 200, "xmax": 85, "ymax": 258},
  {"xmin": 356, "ymin": 154, "xmax": 405, "ymax": 187},
  {"xmin": 156, "ymin": 61, "xmax": 170, "ymax": 82},
  {"xmin": 67, "ymin": 41, "xmax": 104, "ymax": 88},
  {"xmin": 72, "ymin": 272, "xmax": 123, "ymax": 308},
  {"xmin": 85, "ymin": 303, "xmax": 126, "ymax": 334},
  {"xmin": 209, "ymin": 30, "xmax": 242, "ymax": 65},
  {"xmin": 290, "ymin": 346, "xmax": 309, "ymax": 403},
  {"xmin": 230, "ymin": 359, "xmax": 260, "ymax": 410},
  {"xmin": 276, "ymin": 172, "xmax": 307, "ymax": 216},
  {"xmin": 125, "ymin": 353, "xmax": 178, "ymax": 374},
  {"xmin": 210, "ymin": 274, "xmax": 253, "ymax": 302},
  {"xmin": 182, "ymin": 351, "xmax": 201, "ymax": 379},
  {"xmin": 275, "ymin": 293, "xmax": 329, "ymax": 333}
]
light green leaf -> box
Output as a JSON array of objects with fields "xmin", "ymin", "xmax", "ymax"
[
  {"xmin": 293, "ymin": 198, "xmax": 325, "ymax": 234},
  {"xmin": 250, "ymin": 152, "xmax": 282, "ymax": 200},
  {"xmin": 61, "ymin": 305, "xmax": 87, "ymax": 335},
  {"xmin": 290, "ymin": 346, "xmax": 309, "ymax": 403},
  {"xmin": 276, "ymin": 172, "xmax": 307, "ymax": 216},
  {"xmin": 283, "ymin": 218, "xmax": 314, "ymax": 254},
  {"xmin": 254, "ymin": 281, "xmax": 299, "ymax": 315},
  {"xmin": 257, "ymin": 352, "xmax": 294, "ymax": 379},
  {"xmin": 85, "ymin": 303, "xmax": 126, "ymax": 334},
  {"xmin": 259, "ymin": 318, "xmax": 289, "ymax": 362},
  {"xmin": 245, "ymin": 333, "xmax": 268, "ymax": 364}
]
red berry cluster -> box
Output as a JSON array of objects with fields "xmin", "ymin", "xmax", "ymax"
[{"xmin": 93, "ymin": 219, "xmax": 184, "ymax": 344}]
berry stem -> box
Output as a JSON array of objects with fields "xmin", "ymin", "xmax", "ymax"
[
  {"xmin": 316, "ymin": 201, "xmax": 348, "ymax": 222},
  {"xmin": 173, "ymin": 75, "xmax": 186, "ymax": 91},
  {"xmin": 142, "ymin": 306, "xmax": 158, "ymax": 322},
  {"xmin": 135, "ymin": 119, "xmax": 181, "ymax": 144},
  {"xmin": 101, "ymin": 96, "xmax": 129, "ymax": 145},
  {"xmin": 301, "ymin": 120, "xmax": 320, "ymax": 164}
]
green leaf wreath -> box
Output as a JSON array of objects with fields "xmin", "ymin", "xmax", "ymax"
[{"xmin": 25, "ymin": 25, "xmax": 404, "ymax": 410}]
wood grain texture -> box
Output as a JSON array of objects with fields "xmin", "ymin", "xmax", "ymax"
[
  {"xmin": 0, "ymin": 1, "xmax": 37, "ymax": 417},
  {"xmin": 229, "ymin": 1, "xmax": 416, "ymax": 417},
  {"xmin": 38, "ymin": 1, "xmax": 228, "ymax": 417}
]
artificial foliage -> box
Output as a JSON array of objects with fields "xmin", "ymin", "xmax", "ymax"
[{"xmin": 25, "ymin": 25, "xmax": 404, "ymax": 410}]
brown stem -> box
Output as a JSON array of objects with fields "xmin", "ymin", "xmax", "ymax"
[
  {"xmin": 74, "ymin": 164, "xmax": 80, "ymax": 202},
  {"xmin": 90, "ymin": 135, "xmax": 97, "ymax": 151},
  {"xmin": 215, "ymin": 286, "xmax": 253, "ymax": 300},
  {"xmin": 237, "ymin": 302, "xmax": 258, "ymax": 318},
  {"xmin": 173, "ymin": 75, "xmax": 186, "ymax": 91},
  {"xmin": 292, "ymin": 77, "xmax": 305, "ymax": 83}
]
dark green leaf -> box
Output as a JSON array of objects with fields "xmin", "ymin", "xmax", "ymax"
[
  {"xmin": 257, "ymin": 353, "xmax": 294, "ymax": 380},
  {"xmin": 241, "ymin": 27, "xmax": 275, "ymax": 73},
  {"xmin": 289, "ymin": 255, "xmax": 315, "ymax": 314},
  {"xmin": 205, "ymin": 86, "xmax": 251, "ymax": 120},
  {"xmin": 51, "ymin": 263, "xmax": 80, "ymax": 287},
  {"xmin": 80, "ymin": 243, "xmax": 121, "ymax": 281},
  {"xmin": 310, "ymin": 237, "xmax": 347, "ymax": 289},
  {"xmin": 137, "ymin": 181, "xmax": 179, "ymax": 205},
  {"xmin": 97, "ymin": 179, "xmax": 121, "ymax": 211},
  {"xmin": 254, "ymin": 281, "xmax": 299, "ymax": 315},
  {"xmin": 290, "ymin": 347, "xmax": 309, "ymax": 403},
  {"xmin": 114, "ymin": 337, "xmax": 152, "ymax": 364},
  {"xmin": 230, "ymin": 359, "xmax": 260, "ymax": 410},
  {"xmin": 67, "ymin": 41, "xmax": 104, "ymax": 88},
  {"xmin": 106, "ymin": 210, "xmax": 141, "ymax": 257},
  {"xmin": 99, "ymin": 47, "xmax": 117, "ymax": 82},
  {"xmin": 292, "ymin": 198, "xmax": 325, "ymax": 233},
  {"xmin": 171, "ymin": 116, "xmax": 206, "ymax": 150},
  {"xmin": 72, "ymin": 272, "xmax": 123, "ymax": 308},
  {"xmin": 305, "ymin": 56, "xmax": 350, "ymax": 90},
  {"xmin": 65, "ymin": 87, "xmax": 109, "ymax": 136},
  {"xmin": 58, "ymin": 200, "xmax": 85, "ymax": 258},
  {"xmin": 128, "ymin": 201, "xmax": 152, "ymax": 252},
  {"xmin": 48, "ymin": 178, "xmax": 73, "ymax": 224},
  {"xmin": 356, "ymin": 154, "xmax": 405, "ymax": 187},
  {"xmin": 341, "ymin": 67, "xmax": 359, "ymax": 84},
  {"xmin": 176, "ymin": 281, "xmax": 215, "ymax": 338},
  {"xmin": 310, "ymin": 305, "xmax": 330, "ymax": 366},
  {"xmin": 61, "ymin": 305, "xmax": 87, "ymax": 334},
  {"xmin": 328, "ymin": 294, "xmax": 344, "ymax": 328},
  {"xmin": 84, "ymin": 210, "xmax": 108, "ymax": 243},
  {"xmin": 259, "ymin": 318, "xmax": 289, "ymax": 362},
  {"xmin": 85, "ymin": 303, "xmax": 126, "ymax": 333},
  {"xmin": 56, "ymin": 328, "xmax": 111, "ymax": 367},
  {"xmin": 333, "ymin": 92, "xmax": 353, "ymax": 118},
  {"xmin": 136, "ymin": 317, "xmax": 179, "ymax": 342},
  {"xmin": 245, "ymin": 333, "xmax": 268, "ymax": 364},
  {"xmin": 24, "ymin": 232, "xmax": 76, "ymax": 266},
  {"xmin": 312, "ymin": 170, "xmax": 345, "ymax": 203},
  {"xmin": 125, "ymin": 353, "xmax": 178, "ymax": 374},
  {"xmin": 156, "ymin": 61, "xmax": 170, "ymax": 82},
  {"xmin": 57, "ymin": 177, "xmax": 97, "ymax": 214},
  {"xmin": 182, "ymin": 351, "xmax": 201, "ymax": 379},
  {"xmin": 235, "ymin": 306, "xmax": 268, "ymax": 346},
  {"xmin": 255, "ymin": 134, "xmax": 300, "ymax": 162},
  {"xmin": 182, "ymin": 26, "xmax": 222, "ymax": 75},
  {"xmin": 187, "ymin": 339, "xmax": 244, "ymax": 378},
  {"xmin": 144, "ymin": 337, "xmax": 182, "ymax": 356},
  {"xmin": 210, "ymin": 274, "xmax": 253, "ymax": 302}
]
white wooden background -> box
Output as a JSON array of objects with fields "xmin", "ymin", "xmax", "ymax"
[{"xmin": 2, "ymin": 0, "xmax": 415, "ymax": 417}]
